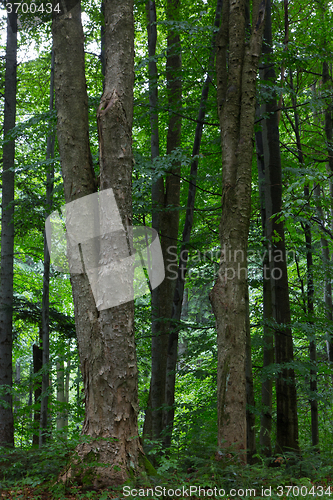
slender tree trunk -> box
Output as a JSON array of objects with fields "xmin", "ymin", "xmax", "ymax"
[
  {"xmin": 163, "ymin": 0, "xmax": 223, "ymax": 448},
  {"xmin": 0, "ymin": 9, "xmax": 17, "ymax": 448},
  {"xmin": 255, "ymin": 110, "xmax": 274, "ymax": 456},
  {"xmin": 305, "ymin": 214, "xmax": 319, "ymax": 449},
  {"xmin": 289, "ymin": 70, "xmax": 319, "ymax": 449},
  {"xmin": 259, "ymin": 0, "xmax": 299, "ymax": 453},
  {"xmin": 323, "ymin": 61, "xmax": 333, "ymax": 363},
  {"xmin": 32, "ymin": 343, "xmax": 43, "ymax": 446},
  {"xmin": 40, "ymin": 49, "xmax": 55, "ymax": 448},
  {"xmin": 315, "ymin": 183, "xmax": 333, "ymax": 392},
  {"xmin": 56, "ymin": 360, "xmax": 66, "ymax": 431},
  {"xmin": 144, "ymin": 0, "xmax": 182, "ymax": 442},
  {"xmin": 144, "ymin": 0, "xmax": 164, "ymax": 441},
  {"xmin": 53, "ymin": 0, "xmax": 143, "ymax": 486},
  {"xmin": 210, "ymin": 0, "xmax": 266, "ymax": 459}
]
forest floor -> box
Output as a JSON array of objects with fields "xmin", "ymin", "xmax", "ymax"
[{"xmin": 1, "ymin": 443, "xmax": 333, "ymax": 499}]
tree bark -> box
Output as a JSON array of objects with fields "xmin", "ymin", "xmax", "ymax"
[
  {"xmin": 146, "ymin": 0, "xmax": 182, "ymax": 442},
  {"xmin": 255, "ymin": 110, "xmax": 274, "ymax": 456},
  {"xmin": 0, "ymin": 8, "xmax": 17, "ymax": 448},
  {"xmin": 144, "ymin": 0, "xmax": 164, "ymax": 442},
  {"xmin": 259, "ymin": 0, "xmax": 299, "ymax": 453},
  {"xmin": 163, "ymin": 0, "xmax": 223, "ymax": 448},
  {"xmin": 56, "ymin": 360, "xmax": 66, "ymax": 432},
  {"xmin": 32, "ymin": 343, "xmax": 43, "ymax": 446},
  {"xmin": 53, "ymin": 0, "xmax": 143, "ymax": 486},
  {"xmin": 210, "ymin": 0, "xmax": 266, "ymax": 460},
  {"xmin": 245, "ymin": 288, "xmax": 256, "ymax": 462}
]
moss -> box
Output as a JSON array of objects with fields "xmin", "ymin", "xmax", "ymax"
[{"xmin": 139, "ymin": 454, "xmax": 157, "ymax": 476}]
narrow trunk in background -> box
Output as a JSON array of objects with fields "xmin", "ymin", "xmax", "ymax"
[
  {"xmin": 323, "ymin": 61, "xmax": 333, "ymax": 363},
  {"xmin": 144, "ymin": 0, "xmax": 163, "ymax": 441},
  {"xmin": 210, "ymin": 0, "xmax": 266, "ymax": 459},
  {"xmin": 255, "ymin": 113, "xmax": 274, "ymax": 456},
  {"xmin": 32, "ymin": 342, "xmax": 43, "ymax": 446},
  {"xmin": 163, "ymin": 0, "xmax": 223, "ymax": 448},
  {"xmin": 56, "ymin": 360, "xmax": 66, "ymax": 432},
  {"xmin": 149, "ymin": 0, "xmax": 182, "ymax": 442},
  {"xmin": 259, "ymin": 0, "xmax": 299, "ymax": 453},
  {"xmin": 53, "ymin": 0, "xmax": 143, "ymax": 486},
  {"xmin": 0, "ymin": 9, "xmax": 17, "ymax": 448},
  {"xmin": 289, "ymin": 73, "xmax": 318, "ymax": 449},
  {"xmin": 314, "ymin": 182, "xmax": 333, "ymax": 361},
  {"xmin": 40, "ymin": 49, "xmax": 55, "ymax": 448}
]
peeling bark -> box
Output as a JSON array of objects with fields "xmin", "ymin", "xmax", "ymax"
[
  {"xmin": 53, "ymin": 1, "xmax": 143, "ymax": 487},
  {"xmin": 210, "ymin": 0, "xmax": 266, "ymax": 460}
]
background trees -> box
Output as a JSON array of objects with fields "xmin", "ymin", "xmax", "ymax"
[{"xmin": 0, "ymin": 0, "xmax": 333, "ymax": 494}]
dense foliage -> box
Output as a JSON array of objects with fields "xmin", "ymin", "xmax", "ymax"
[{"xmin": 1, "ymin": 0, "xmax": 333, "ymax": 497}]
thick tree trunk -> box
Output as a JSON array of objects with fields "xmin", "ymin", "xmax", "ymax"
[
  {"xmin": 53, "ymin": 0, "xmax": 143, "ymax": 486},
  {"xmin": 163, "ymin": 0, "xmax": 223, "ymax": 448},
  {"xmin": 255, "ymin": 113, "xmax": 274, "ymax": 456},
  {"xmin": 0, "ymin": 9, "xmax": 17, "ymax": 448},
  {"xmin": 259, "ymin": 0, "xmax": 299, "ymax": 453},
  {"xmin": 210, "ymin": 0, "xmax": 266, "ymax": 459}
]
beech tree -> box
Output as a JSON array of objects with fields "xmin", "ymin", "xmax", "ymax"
[
  {"xmin": 257, "ymin": 0, "xmax": 299, "ymax": 453},
  {"xmin": 210, "ymin": 0, "xmax": 266, "ymax": 458},
  {"xmin": 52, "ymin": 0, "xmax": 143, "ymax": 485},
  {"xmin": 145, "ymin": 0, "xmax": 182, "ymax": 442},
  {"xmin": 0, "ymin": 7, "xmax": 17, "ymax": 448}
]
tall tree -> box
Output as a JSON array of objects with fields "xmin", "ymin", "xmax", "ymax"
[
  {"xmin": 255, "ymin": 108, "xmax": 274, "ymax": 456},
  {"xmin": 142, "ymin": 0, "xmax": 160, "ymax": 441},
  {"xmin": 163, "ymin": 0, "xmax": 223, "ymax": 448},
  {"xmin": 258, "ymin": 0, "xmax": 299, "ymax": 453},
  {"xmin": 0, "ymin": 8, "xmax": 17, "ymax": 448},
  {"xmin": 146, "ymin": 0, "xmax": 182, "ymax": 442},
  {"xmin": 52, "ymin": 0, "xmax": 143, "ymax": 486},
  {"xmin": 210, "ymin": 0, "xmax": 266, "ymax": 459}
]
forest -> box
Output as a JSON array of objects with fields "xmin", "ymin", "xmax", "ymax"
[{"xmin": 0, "ymin": 0, "xmax": 333, "ymax": 498}]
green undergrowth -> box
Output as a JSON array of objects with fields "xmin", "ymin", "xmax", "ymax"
[{"xmin": 0, "ymin": 440, "xmax": 333, "ymax": 499}]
